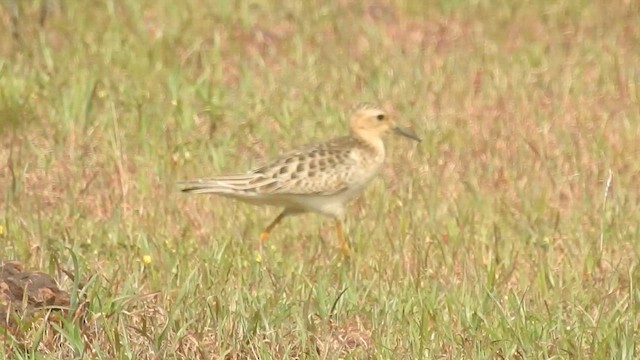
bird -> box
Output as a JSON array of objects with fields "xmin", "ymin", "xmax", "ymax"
[{"xmin": 178, "ymin": 105, "xmax": 421, "ymax": 256}]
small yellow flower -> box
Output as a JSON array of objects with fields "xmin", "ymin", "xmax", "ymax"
[
  {"xmin": 254, "ymin": 252, "xmax": 262, "ymax": 263},
  {"xmin": 0, "ymin": 225, "xmax": 4, "ymax": 236},
  {"xmin": 143, "ymin": 255, "xmax": 152, "ymax": 265}
]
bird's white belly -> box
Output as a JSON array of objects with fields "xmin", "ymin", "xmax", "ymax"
[{"xmin": 283, "ymin": 191, "xmax": 356, "ymax": 217}]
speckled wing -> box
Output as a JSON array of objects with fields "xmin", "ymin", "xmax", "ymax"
[{"xmin": 247, "ymin": 136, "xmax": 358, "ymax": 196}]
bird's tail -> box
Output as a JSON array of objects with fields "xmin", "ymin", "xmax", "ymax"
[{"xmin": 177, "ymin": 174, "xmax": 275, "ymax": 196}]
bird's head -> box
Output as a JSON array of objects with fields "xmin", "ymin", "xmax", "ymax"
[{"xmin": 349, "ymin": 105, "xmax": 421, "ymax": 142}]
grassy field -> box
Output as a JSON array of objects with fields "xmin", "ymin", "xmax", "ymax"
[{"xmin": 1, "ymin": 0, "xmax": 639, "ymax": 358}]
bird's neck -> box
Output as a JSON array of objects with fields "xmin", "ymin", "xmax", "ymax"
[{"xmin": 352, "ymin": 131, "xmax": 386, "ymax": 159}]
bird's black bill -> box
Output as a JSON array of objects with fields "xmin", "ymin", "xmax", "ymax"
[{"xmin": 393, "ymin": 126, "xmax": 421, "ymax": 142}]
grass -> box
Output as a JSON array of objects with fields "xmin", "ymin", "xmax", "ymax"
[{"xmin": 1, "ymin": 0, "xmax": 639, "ymax": 358}]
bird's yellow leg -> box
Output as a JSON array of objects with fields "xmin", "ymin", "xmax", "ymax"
[
  {"xmin": 259, "ymin": 211, "xmax": 287, "ymax": 244},
  {"xmin": 335, "ymin": 219, "xmax": 351, "ymax": 257}
]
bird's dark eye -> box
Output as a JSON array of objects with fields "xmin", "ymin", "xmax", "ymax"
[{"xmin": 376, "ymin": 114, "xmax": 385, "ymax": 121}]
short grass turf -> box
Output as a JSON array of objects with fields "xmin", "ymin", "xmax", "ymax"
[{"xmin": 1, "ymin": 0, "xmax": 640, "ymax": 358}]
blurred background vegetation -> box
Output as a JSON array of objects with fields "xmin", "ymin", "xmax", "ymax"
[{"xmin": 1, "ymin": 0, "xmax": 639, "ymax": 358}]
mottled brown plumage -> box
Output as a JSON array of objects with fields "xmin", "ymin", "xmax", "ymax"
[{"xmin": 179, "ymin": 105, "xmax": 420, "ymax": 255}]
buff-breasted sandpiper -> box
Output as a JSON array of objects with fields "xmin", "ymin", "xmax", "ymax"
[{"xmin": 178, "ymin": 105, "xmax": 421, "ymax": 256}]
